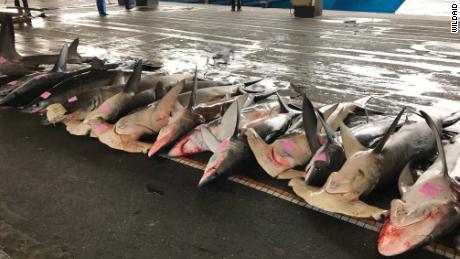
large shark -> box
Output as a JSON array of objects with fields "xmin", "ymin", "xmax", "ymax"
[
  {"xmin": 378, "ymin": 111, "xmax": 460, "ymax": 256},
  {"xmin": 199, "ymin": 94, "xmax": 298, "ymax": 187},
  {"xmin": 0, "ymin": 15, "xmax": 85, "ymax": 76}
]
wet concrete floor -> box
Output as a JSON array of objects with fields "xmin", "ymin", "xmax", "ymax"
[{"xmin": 0, "ymin": 1, "xmax": 459, "ymax": 258}]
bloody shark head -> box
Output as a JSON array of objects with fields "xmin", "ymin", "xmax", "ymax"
[
  {"xmin": 168, "ymin": 125, "xmax": 209, "ymax": 157},
  {"xmin": 378, "ymin": 111, "xmax": 460, "ymax": 256}
]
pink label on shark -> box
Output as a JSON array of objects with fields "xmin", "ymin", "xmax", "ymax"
[
  {"xmin": 95, "ymin": 124, "xmax": 109, "ymax": 133},
  {"xmin": 0, "ymin": 56, "xmax": 6, "ymax": 64},
  {"xmin": 7, "ymin": 80, "xmax": 17, "ymax": 86},
  {"xmin": 99, "ymin": 103, "xmax": 112, "ymax": 113},
  {"xmin": 314, "ymin": 152, "xmax": 327, "ymax": 162},
  {"xmin": 33, "ymin": 74, "xmax": 44, "ymax": 80},
  {"xmin": 40, "ymin": 91, "xmax": 52, "ymax": 99},
  {"xmin": 282, "ymin": 139, "xmax": 295, "ymax": 152},
  {"xmin": 219, "ymin": 139, "xmax": 230, "ymax": 150},
  {"xmin": 68, "ymin": 96, "xmax": 78, "ymax": 103},
  {"xmin": 419, "ymin": 182, "xmax": 442, "ymax": 198}
]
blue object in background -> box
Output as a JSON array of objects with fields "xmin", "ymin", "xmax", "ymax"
[
  {"xmin": 324, "ymin": 0, "xmax": 405, "ymax": 13},
  {"xmin": 160, "ymin": 0, "xmax": 405, "ymax": 13},
  {"xmin": 96, "ymin": 0, "xmax": 107, "ymax": 15}
]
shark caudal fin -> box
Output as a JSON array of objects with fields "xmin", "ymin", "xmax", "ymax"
[
  {"xmin": 372, "ymin": 107, "xmax": 406, "ymax": 154},
  {"xmin": 0, "ymin": 15, "xmax": 21, "ymax": 61},
  {"xmin": 51, "ymin": 43, "xmax": 69, "ymax": 73},
  {"xmin": 123, "ymin": 60, "xmax": 142, "ymax": 94},
  {"xmin": 302, "ymin": 94, "xmax": 320, "ymax": 153},
  {"xmin": 420, "ymin": 110, "xmax": 448, "ymax": 176},
  {"xmin": 68, "ymin": 38, "xmax": 83, "ymax": 62}
]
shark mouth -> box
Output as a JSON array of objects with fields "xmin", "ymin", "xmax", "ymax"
[
  {"xmin": 378, "ymin": 204, "xmax": 452, "ymax": 256},
  {"xmin": 168, "ymin": 129, "xmax": 207, "ymax": 157},
  {"xmin": 246, "ymin": 129, "xmax": 297, "ymax": 178},
  {"xmin": 148, "ymin": 124, "xmax": 176, "ymax": 157}
]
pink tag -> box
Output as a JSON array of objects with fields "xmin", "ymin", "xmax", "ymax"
[
  {"xmin": 0, "ymin": 56, "xmax": 6, "ymax": 64},
  {"xmin": 7, "ymin": 80, "xmax": 17, "ymax": 86},
  {"xmin": 95, "ymin": 124, "xmax": 109, "ymax": 133},
  {"xmin": 219, "ymin": 139, "xmax": 230, "ymax": 149},
  {"xmin": 40, "ymin": 91, "xmax": 52, "ymax": 99},
  {"xmin": 314, "ymin": 152, "xmax": 327, "ymax": 162},
  {"xmin": 33, "ymin": 74, "xmax": 44, "ymax": 80},
  {"xmin": 419, "ymin": 182, "xmax": 442, "ymax": 198},
  {"xmin": 68, "ymin": 96, "xmax": 78, "ymax": 103},
  {"xmin": 282, "ymin": 139, "xmax": 295, "ymax": 152},
  {"xmin": 99, "ymin": 103, "xmax": 112, "ymax": 113}
]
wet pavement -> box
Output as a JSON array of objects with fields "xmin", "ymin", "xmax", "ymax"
[{"xmin": 0, "ymin": 1, "xmax": 459, "ymax": 258}]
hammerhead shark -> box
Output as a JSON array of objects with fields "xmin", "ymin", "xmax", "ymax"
[{"xmin": 378, "ymin": 111, "xmax": 460, "ymax": 256}]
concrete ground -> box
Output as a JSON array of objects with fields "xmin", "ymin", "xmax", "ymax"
[{"xmin": 0, "ymin": 1, "xmax": 459, "ymax": 258}]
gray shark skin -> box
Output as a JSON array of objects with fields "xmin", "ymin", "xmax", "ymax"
[
  {"xmin": 21, "ymin": 67, "xmax": 124, "ymax": 114},
  {"xmin": 0, "ymin": 44, "xmax": 84, "ymax": 107},
  {"xmin": 378, "ymin": 112, "xmax": 460, "ymax": 256}
]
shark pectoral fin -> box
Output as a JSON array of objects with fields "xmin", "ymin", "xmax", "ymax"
[
  {"xmin": 398, "ymin": 162, "xmax": 415, "ymax": 196},
  {"xmin": 278, "ymin": 169, "xmax": 305, "ymax": 180},
  {"xmin": 98, "ymin": 127, "xmax": 151, "ymax": 153},
  {"xmin": 218, "ymin": 98, "xmax": 240, "ymax": 140}
]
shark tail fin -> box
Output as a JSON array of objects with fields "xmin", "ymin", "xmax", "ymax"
[
  {"xmin": 51, "ymin": 43, "xmax": 69, "ymax": 73},
  {"xmin": 187, "ymin": 65, "xmax": 198, "ymax": 110},
  {"xmin": 124, "ymin": 60, "xmax": 142, "ymax": 94},
  {"xmin": 0, "ymin": 15, "xmax": 21, "ymax": 61}
]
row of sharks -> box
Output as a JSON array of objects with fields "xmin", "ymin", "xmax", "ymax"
[{"xmin": 1, "ymin": 14, "xmax": 460, "ymax": 257}]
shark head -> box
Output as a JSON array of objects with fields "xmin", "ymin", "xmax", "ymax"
[
  {"xmin": 199, "ymin": 136, "xmax": 239, "ymax": 187},
  {"xmin": 378, "ymin": 110, "xmax": 460, "ymax": 256},
  {"xmin": 305, "ymin": 141, "xmax": 346, "ymax": 187}
]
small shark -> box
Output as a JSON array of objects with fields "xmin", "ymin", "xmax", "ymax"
[
  {"xmin": 378, "ymin": 111, "xmax": 460, "ymax": 256},
  {"xmin": 199, "ymin": 93, "xmax": 298, "ymax": 187}
]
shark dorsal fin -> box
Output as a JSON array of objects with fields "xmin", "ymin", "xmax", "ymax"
[
  {"xmin": 51, "ymin": 44, "xmax": 69, "ymax": 73},
  {"xmin": 420, "ymin": 110, "xmax": 448, "ymax": 176},
  {"xmin": 236, "ymin": 93, "xmax": 252, "ymax": 108},
  {"xmin": 218, "ymin": 98, "xmax": 241, "ymax": 140},
  {"xmin": 202, "ymin": 126, "xmax": 220, "ymax": 153},
  {"xmin": 316, "ymin": 110, "xmax": 335, "ymax": 141},
  {"xmin": 303, "ymin": 94, "xmax": 320, "ymax": 153},
  {"xmin": 372, "ymin": 107, "xmax": 405, "ymax": 153},
  {"xmin": 124, "ymin": 60, "xmax": 142, "ymax": 94},
  {"xmin": 340, "ymin": 123, "xmax": 366, "ymax": 158},
  {"xmin": 187, "ymin": 65, "xmax": 198, "ymax": 110},
  {"xmin": 276, "ymin": 92, "xmax": 290, "ymax": 114},
  {"xmin": 68, "ymin": 38, "xmax": 82, "ymax": 62},
  {"xmin": 0, "ymin": 15, "xmax": 21, "ymax": 61}
]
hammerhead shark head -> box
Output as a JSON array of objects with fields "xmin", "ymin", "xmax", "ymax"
[{"xmin": 378, "ymin": 111, "xmax": 460, "ymax": 256}]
